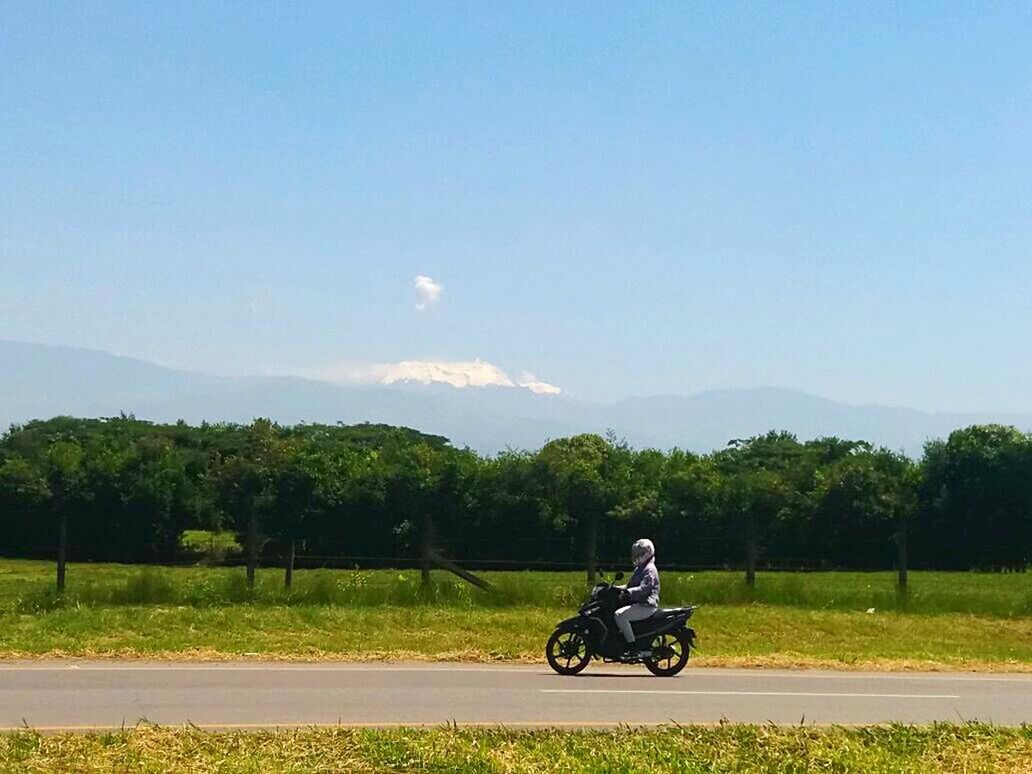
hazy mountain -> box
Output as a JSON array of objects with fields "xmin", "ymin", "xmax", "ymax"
[{"xmin": 3, "ymin": 341, "xmax": 1030, "ymax": 456}]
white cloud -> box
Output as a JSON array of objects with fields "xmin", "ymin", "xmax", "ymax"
[
  {"xmin": 382, "ymin": 360, "xmax": 514, "ymax": 389},
  {"xmin": 303, "ymin": 358, "xmax": 561, "ymax": 395},
  {"xmin": 518, "ymin": 372, "xmax": 563, "ymax": 395},
  {"xmin": 413, "ymin": 275, "xmax": 442, "ymax": 311},
  {"xmin": 304, "ymin": 360, "xmax": 393, "ymax": 385}
]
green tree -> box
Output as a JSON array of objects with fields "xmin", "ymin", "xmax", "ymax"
[
  {"xmin": 919, "ymin": 425, "xmax": 1032, "ymax": 571},
  {"xmin": 381, "ymin": 442, "xmax": 472, "ymax": 585},
  {"xmin": 263, "ymin": 440, "xmax": 335, "ymax": 588},
  {"xmin": 0, "ymin": 455, "xmax": 50, "ymax": 554},
  {"xmin": 811, "ymin": 448, "xmax": 917, "ymax": 585},
  {"xmin": 714, "ymin": 432, "xmax": 808, "ymax": 586},
  {"xmin": 536, "ymin": 433, "xmax": 631, "ymax": 583},
  {"xmin": 657, "ymin": 451, "xmax": 725, "ymax": 567},
  {"xmin": 207, "ymin": 419, "xmax": 280, "ymax": 588},
  {"xmin": 39, "ymin": 440, "xmax": 91, "ymax": 592},
  {"xmin": 121, "ymin": 437, "xmax": 195, "ymax": 561}
]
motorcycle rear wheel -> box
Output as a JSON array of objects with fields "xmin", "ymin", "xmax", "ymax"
[
  {"xmin": 644, "ymin": 630, "xmax": 691, "ymax": 677},
  {"xmin": 545, "ymin": 629, "xmax": 591, "ymax": 675}
]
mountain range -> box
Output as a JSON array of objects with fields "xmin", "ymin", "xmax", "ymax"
[{"xmin": 3, "ymin": 340, "xmax": 1030, "ymax": 457}]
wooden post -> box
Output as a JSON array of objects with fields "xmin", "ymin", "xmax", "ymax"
[
  {"xmin": 285, "ymin": 539, "xmax": 295, "ymax": 589},
  {"xmin": 429, "ymin": 550, "xmax": 495, "ymax": 592},
  {"xmin": 246, "ymin": 509, "xmax": 257, "ymax": 589},
  {"xmin": 585, "ymin": 513, "xmax": 599, "ymax": 585},
  {"xmin": 896, "ymin": 514, "xmax": 909, "ymax": 591},
  {"xmin": 745, "ymin": 511, "xmax": 758, "ymax": 589},
  {"xmin": 420, "ymin": 514, "xmax": 434, "ymax": 586},
  {"xmin": 56, "ymin": 513, "xmax": 68, "ymax": 594}
]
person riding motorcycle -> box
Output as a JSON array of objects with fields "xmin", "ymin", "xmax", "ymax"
[{"xmin": 614, "ymin": 538, "xmax": 660, "ymax": 658}]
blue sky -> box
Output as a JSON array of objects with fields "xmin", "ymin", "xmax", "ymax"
[{"xmin": 2, "ymin": 1, "xmax": 1031, "ymax": 410}]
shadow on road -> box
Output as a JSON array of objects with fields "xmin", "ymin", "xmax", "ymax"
[{"xmin": 558, "ymin": 672, "xmax": 671, "ymax": 679}]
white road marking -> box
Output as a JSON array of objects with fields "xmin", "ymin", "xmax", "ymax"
[
  {"xmin": 688, "ymin": 671, "xmax": 1032, "ymax": 684},
  {"xmin": 542, "ymin": 690, "xmax": 959, "ymax": 699}
]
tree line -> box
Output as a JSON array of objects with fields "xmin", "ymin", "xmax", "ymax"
[{"xmin": 1, "ymin": 416, "xmax": 1030, "ymax": 591}]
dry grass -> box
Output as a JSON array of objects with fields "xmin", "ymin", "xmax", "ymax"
[
  {"xmin": 3, "ymin": 604, "xmax": 1032, "ymax": 672},
  {"xmin": 2, "ymin": 724, "xmax": 1032, "ymax": 773}
]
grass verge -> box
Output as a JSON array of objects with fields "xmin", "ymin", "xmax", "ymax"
[
  {"xmin": 2, "ymin": 724, "xmax": 1032, "ymax": 773},
  {"xmin": 4, "ymin": 560, "xmax": 1032, "ymax": 616},
  {"xmin": 2, "ymin": 560, "xmax": 1032, "ymax": 670},
  {"xmin": 3, "ymin": 604, "xmax": 1032, "ymax": 671}
]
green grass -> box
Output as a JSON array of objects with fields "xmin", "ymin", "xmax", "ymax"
[
  {"xmin": 2, "ymin": 724, "xmax": 1031, "ymax": 772},
  {"xmin": 1, "ymin": 559, "xmax": 1031, "ymax": 669},
  {"xmin": 4, "ymin": 559, "xmax": 1032, "ymax": 616},
  {"xmin": 4, "ymin": 600, "xmax": 1032, "ymax": 668},
  {"xmin": 179, "ymin": 530, "xmax": 241, "ymax": 555}
]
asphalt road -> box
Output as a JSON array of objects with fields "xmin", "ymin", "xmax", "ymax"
[{"xmin": 2, "ymin": 662, "xmax": 1030, "ymax": 731}]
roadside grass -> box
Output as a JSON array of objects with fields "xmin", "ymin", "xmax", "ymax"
[
  {"xmin": 2, "ymin": 559, "xmax": 1032, "ymax": 669},
  {"xmin": 2, "ymin": 724, "xmax": 1032, "ymax": 773},
  {"xmin": 3, "ymin": 597, "xmax": 1032, "ymax": 669},
  {"xmin": 3, "ymin": 559, "xmax": 1032, "ymax": 616}
]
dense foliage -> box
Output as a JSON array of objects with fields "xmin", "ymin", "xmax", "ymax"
[{"xmin": 1, "ymin": 416, "xmax": 1029, "ymax": 571}]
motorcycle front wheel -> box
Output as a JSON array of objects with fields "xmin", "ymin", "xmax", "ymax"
[
  {"xmin": 545, "ymin": 629, "xmax": 591, "ymax": 675},
  {"xmin": 644, "ymin": 630, "xmax": 691, "ymax": 677}
]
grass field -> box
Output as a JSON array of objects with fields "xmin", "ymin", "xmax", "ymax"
[
  {"xmin": 5, "ymin": 559, "xmax": 1032, "ymax": 615},
  {"xmin": 179, "ymin": 529, "xmax": 243, "ymax": 555},
  {"xmin": 2, "ymin": 724, "xmax": 1031, "ymax": 773},
  {"xmin": 2, "ymin": 559, "xmax": 1031, "ymax": 669}
]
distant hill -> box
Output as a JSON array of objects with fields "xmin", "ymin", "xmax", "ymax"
[{"xmin": 2, "ymin": 341, "xmax": 1030, "ymax": 456}]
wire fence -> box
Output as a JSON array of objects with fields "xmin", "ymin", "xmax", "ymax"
[{"xmin": 8, "ymin": 540, "xmax": 1028, "ymax": 574}]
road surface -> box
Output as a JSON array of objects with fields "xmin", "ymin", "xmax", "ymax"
[{"xmin": 1, "ymin": 661, "xmax": 1030, "ymax": 730}]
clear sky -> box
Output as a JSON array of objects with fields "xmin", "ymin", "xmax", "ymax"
[{"xmin": 2, "ymin": 2, "xmax": 1031, "ymax": 411}]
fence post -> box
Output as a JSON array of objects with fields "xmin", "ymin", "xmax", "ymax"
[
  {"xmin": 744, "ymin": 511, "xmax": 758, "ymax": 588},
  {"xmin": 285, "ymin": 539, "xmax": 295, "ymax": 589},
  {"xmin": 246, "ymin": 509, "xmax": 257, "ymax": 589},
  {"xmin": 896, "ymin": 514, "xmax": 909, "ymax": 591},
  {"xmin": 429, "ymin": 550, "xmax": 495, "ymax": 592},
  {"xmin": 586, "ymin": 518, "xmax": 598, "ymax": 585},
  {"xmin": 56, "ymin": 513, "xmax": 68, "ymax": 594},
  {"xmin": 420, "ymin": 513, "xmax": 434, "ymax": 586}
]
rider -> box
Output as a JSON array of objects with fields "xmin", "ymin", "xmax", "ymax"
[{"xmin": 615, "ymin": 538, "xmax": 659, "ymax": 657}]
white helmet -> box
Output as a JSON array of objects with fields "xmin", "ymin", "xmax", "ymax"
[{"xmin": 631, "ymin": 538, "xmax": 655, "ymax": 567}]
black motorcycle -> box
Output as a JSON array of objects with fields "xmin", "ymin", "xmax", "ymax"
[{"xmin": 545, "ymin": 571, "xmax": 697, "ymax": 677}]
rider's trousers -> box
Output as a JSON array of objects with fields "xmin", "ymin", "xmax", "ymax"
[{"xmin": 614, "ymin": 603, "xmax": 657, "ymax": 643}]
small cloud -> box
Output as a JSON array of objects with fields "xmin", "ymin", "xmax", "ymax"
[
  {"xmin": 414, "ymin": 275, "xmax": 442, "ymax": 311},
  {"xmin": 518, "ymin": 371, "xmax": 562, "ymax": 396}
]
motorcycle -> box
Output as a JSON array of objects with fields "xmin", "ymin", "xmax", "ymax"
[{"xmin": 545, "ymin": 571, "xmax": 697, "ymax": 677}]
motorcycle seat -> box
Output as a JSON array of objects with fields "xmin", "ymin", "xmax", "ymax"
[
  {"xmin": 651, "ymin": 607, "xmax": 693, "ymax": 618},
  {"xmin": 629, "ymin": 606, "xmax": 694, "ymax": 636}
]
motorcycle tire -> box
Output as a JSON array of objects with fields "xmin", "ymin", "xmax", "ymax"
[
  {"xmin": 644, "ymin": 630, "xmax": 691, "ymax": 677},
  {"xmin": 545, "ymin": 629, "xmax": 591, "ymax": 675}
]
